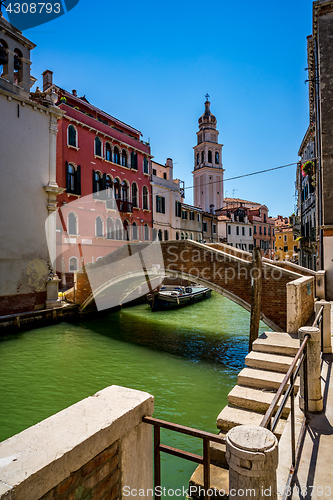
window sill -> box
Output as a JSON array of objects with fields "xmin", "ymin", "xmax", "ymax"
[
  {"xmin": 142, "ymin": 209, "xmax": 151, "ymax": 213},
  {"xmin": 95, "ymin": 237, "xmax": 105, "ymax": 240},
  {"xmin": 67, "ymin": 145, "xmax": 79, "ymax": 151},
  {"xmin": 67, "ymin": 234, "xmax": 79, "ymax": 238},
  {"xmin": 132, "ymin": 206, "xmax": 140, "ymax": 210},
  {"xmin": 143, "ymin": 172, "xmax": 150, "ymax": 176},
  {"xmin": 94, "ymin": 155, "xmax": 104, "ymax": 160},
  {"xmin": 66, "ymin": 192, "xmax": 81, "ymax": 198}
]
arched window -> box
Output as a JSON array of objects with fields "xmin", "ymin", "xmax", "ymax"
[
  {"xmin": 68, "ymin": 212, "xmax": 77, "ymax": 235},
  {"xmin": 201, "ymin": 151, "xmax": 204, "ymax": 163},
  {"xmin": 132, "ymin": 183, "xmax": 138, "ymax": 207},
  {"xmin": 114, "ymin": 178, "xmax": 121, "ymax": 199},
  {"xmin": 158, "ymin": 229, "xmax": 163, "ymax": 241},
  {"xmin": 69, "ymin": 256, "xmax": 78, "ymax": 271},
  {"xmin": 68, "ymin": 125, "xmax": 77, "ymax": 147},
  {"xmin": 176, "ymin": 232, "xmax": 180, "ymax": 240},
  {"xmin": 116, "ymin": 219, "xmax": 123, "ymax": 240},
  {"xmin": 122, "ymin": 181, "xmax": 128, "ymax": 200},
  {"xmin": 196, "ymin": 153, "xmax": 199, "ymax": 165},
  {"xmin": 181, "ymin": 232, "xmax": 185, "ymax": 240},
  {"xmin": 132, "ymin": 222, "xmax": 138, "ymax": 240},
  {"xmin": 95, "ymin": 137, "xmax": 102, "ymax": 157},
  {"xmin": 164, "ymin": 230, "xmax": 169, "ymax": 241},
  {"xmin": 143, "ymin": 157, "xmax": 149, "ymax": 174},
  {"xmin": 67, "ymin": 164, "xmax": 75, "ymax": 192},
  {"xmin": 185, "ymin": 233, "xmax": 189, "ymax": 240},
  {"xmin": 121, "ymin": 149, "xmax": 127, "ymax": 167},
  {"xmin": 144, "ymin": 224, "xmax": 149, "ymax": 241},
  {"xmin": 208, "ymin": 150, "xmax": 212, "ymax": 163},
  {"xmin": 93, "ymin": 170, "xmax": 102, "ymax": 198},
  {"xmin": 106, "ymin": 175, "xmax": 113, "ymax": 198},
  {"xmin": 105, "ymin": 143, "xmax": 112, "ymax": 162},
  {"xmin": 0, "ymin": 40, "xmax": 9, "ymax": 77},
  {"xmin": 106, "ymin": 217, "xmax": 114, "ymax": 239},
  {"xmin": 131, "ymin": 151, "xmax": 137, "ymax": 170},
  {"xmin": 152, "ymin": 228, "xmax": 157, "ymax": 241},
  {"xmin": 13, "ymin": 48, "xmax": 22, "ymax": 84},
  {"xmin": 190, "ymin": 233, "xmax": 193, "ymax": 240},
  {"xmin": 215, "ymin": 151, "xmax": 219, "ymax": 164},
  {"xmin": 114, "ymin": 146, "xmax": 120, "ymax": 164},
  {"xmin": 96, "ymin": 217, "xmax": 103, "ymax": 237},
  {"xmin": 123, "ymin": 219, "xmax": 130, "ymax": 241},
  {"xmin": 142, "ymin": 186, "xmax": 148, "ymax": 210}
]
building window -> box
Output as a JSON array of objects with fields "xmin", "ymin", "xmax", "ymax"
[
  {"xmin": 68, "ymin": 212, "xmax": 77, "ymax": 235},
  {"xmin": 13, "ymin": 48, "xmax": 23, "ymax": 84},
  {"xmin": 153, "ymin": 169, "xmax": 157, "ymax": 176},
  {"xmin": 208, "ymin": 150, "xmax": 212, "ymax": 163},
  {"xmin": 158, "ymin": 229, "xmax": 163, "ymax": 241},
  {"xmin": 94, "ymin": 137, "xmax": 102, "ymax": 157},
  {"xmin": 114, "ymin": 146, "xmax": 120, "ymax": 164},
  {"xmin": 259, "ymin": 226, "xmax": 262, "ymax": 235},
  {"xmin": 163, "ymin": 172, "xmax": 167, "ymax": 180},
  {"xmin": 69, "ymin": 256, "xmax": 78, "ymax": 271},
  {"xmin": 268, "ymin": 227, "xmax": 271, "ymax": 236},
  {"xmin": 66, "ymin": 162, "xmax": 81, "ymax": 195},
  {"xmin": 189, "ymin": 211, "xmax": 195, "ymax": 221},
  {"xmin": 122, "ymin": 181, "xmax": 128, "ymax": 201},
  {"xmin": 215, "ymin": 151, "xmax": 219, "ymax": 164},
  {"xmin": 284, "ymin": 246, "xmax": 288, "ymax": 252},
  {"xmin": 132, "ymin": 222, "xmax": 138, "ymax": 240},
  {"xmin": 196, "ymin": 153, "xmax": 199, "ymax": 165},
  {"xmin": 123, "ymin": 220, "xmax": 130, "ymax": 241},
  {"xmin": 254, "ymin": 239, "xmax": 256, "ymax": 247},
  {"xmin": 203, "ymin": 221, "xmax": 207, "ymax": 232},
  {"xmin": 284, "ymin": 234, "xmax": 287, "ymax": 242},
  {"xmin": 144, "ymin": 224, "xmax": 149, "ymax": 241},
  {"xmin": 96, "ymin": 216, "xmax": 103, "ymax": 237},
  {"xmin": 106, "ymin": 218, "xmax": 114, "ymax": 239},
  {"xmin": 132, "ymin": 183, "xmax": 138, "ymax": 208},
  {"xmin": 156, "ymin": 195, "xmax": 165, "ymax": 214},
  {"xmin": 131, "ymin": 151, "xmax": 138, "ymax": 170},
  {"xmin": 143, "ymin": 157, "xmax": 149, "ymax": 174},
  {"xmin": 227, "ymin": 225, "xmax": 231, "ymax": 235},
  {"xmin": 249, "ymin": 227, "xmax": 252, "ymax": 236},
  {"xmin": 185, "ymin": 233, "xmax": 189, "ymax": 240},
  {"xmin": 164, "ymin": 230, "xmax": 169, "ymax": 241},
  {"xmin": 116, "ymin": 219, "xmax": 123, "ymax": 240},
  {"xmin": 197, "ymin": 214, "xmax": 200, "ymax": 222},
  {"xmin": 121, "ymin": 149, "xmax": 127, "ymax": 167},
  {"xmin": 264, "ymin": 227, "xmax": 266, "ymax": 235},
  {"xmin": 254, "ymin": 225, "xmax": 256, "ymax": 235},
  {"xmin": 201, "ymin": 151, "xmax": 204, "ymax": 163},
  {"xmin": 181, "ymin": 232, "xmax": 185, "ymax": 240},
  {"xmin": 68, "ymin": 125, "xmax": 77, "ymax": 147},
  {"xmin": 105, "ymin": 143, "xmax": 112, "ymax": 162},
  {"xmin": 114, "ymin": 178, "xmax": 121, "ymax": 199},
  {"xmin": 236, "ymin": 226, "xmax": 239, "ymax": 235},
  {"xmin": 213, "ymin": 224, "xmax": 216, "ymax": 234},
  {"xmin": 106, "ymin": 175, "xmax": 113, "ymax": 198},
  {"xmin": 143, "ymin": 186, "xmax": 149, "ymax": 210},
  {"xmin": 273, "ymin": 228, "xmax": 275, "ymax": 236},
  {"xmin": 182, "ymin": 210, "xmax": 188, "ymax": 220},
  {"xmin": 242, "ymin": 227, "xmax": 245, "ymax": 236},
  {"xmin": 176, "ymin": 231, "xmax": 180, "ymax": 240},
  {"xmin": 93, "ymin": 170, "xmax": 103, "ymax": 198},
  {"xmin": 249, "ymin": 244, "xmax": 253, "ymax": 251}
]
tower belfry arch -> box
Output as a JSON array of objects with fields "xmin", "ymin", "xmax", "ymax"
[{"xmin": 192, "ymin": 96, "xmax": 224, "ymax": 213}]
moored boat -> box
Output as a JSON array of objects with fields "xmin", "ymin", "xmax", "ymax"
[{"xmin": 147, "ymin": 285, "xmax": 211, "ymax": 311}]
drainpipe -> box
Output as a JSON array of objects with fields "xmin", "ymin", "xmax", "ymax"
[{"xmin": 314, "ymin": 36, "xmax": 323, "ymax": 270}]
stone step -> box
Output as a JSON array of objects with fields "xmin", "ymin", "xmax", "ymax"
[
  {"xmin": 253, "ymin": 332, "xmax": 300, "ymax": 357},
  {"xmin": 189, "ymin": 463, "xmax": 229, "ymax": 499},
  {"xmin": 216, "ymin": 405, "xmax": 286, "ymax": 439},
  {"xmin": 210, "ymin": 431, "xmax": 227, "ymax": 467},
  {"xmin": 245, "ymin": 351, "xmax": 294, "ymax": 373},
  {"xmin": 228, "ymin": 385, "xmax": 291, "ymax": 418},
  {"xmin": 237, "ymin": 367, "xmax": 300, "ymax": 392}
]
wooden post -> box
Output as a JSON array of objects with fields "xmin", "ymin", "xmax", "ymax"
[{"xmin": 249, "ymin": 246, "xmax": 262, "ymax": 351}]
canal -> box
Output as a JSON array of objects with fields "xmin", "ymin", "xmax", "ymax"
[{"xmin": 0, "ymin": 292, "xmax": 269, "ymax": 497}]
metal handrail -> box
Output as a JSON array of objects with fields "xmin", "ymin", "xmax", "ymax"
[
  {"xmin": 260, "ymin": 334, "xmax": 309, "ymax": 475},
  {"xmin": 313, "ymin": 304, "xmax": 324, "ymax": 351},
  {"xmin": 313, "ymin": 305, "xmax": 323, "ymax": 328},
  {"xmin": 142, "ymin": 416, "xmax": 224, "ymax": 500}
]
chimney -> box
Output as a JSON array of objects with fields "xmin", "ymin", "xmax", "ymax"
[
  {"xmin": 166, "ymin": 157, "xmax": 173, "ymax": 181},
  {"xmin": 72, "ymin": 89, "xmax": 77, "ymax": 96},
  {"xmin": 42, "ymin": 69, "xmax": 53, "ymax": 91}
]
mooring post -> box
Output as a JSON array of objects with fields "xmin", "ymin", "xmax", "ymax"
[
  {"xmin": 298, "ymin": 326, "xmax": 323, "ymax": 412},
  {"xmin": 249, "ymin": 247, "xmax": 262, "ymax": 351},
  {"xmin": 226, "ymin": 425, "xmax": 278, "ymax": 500}
]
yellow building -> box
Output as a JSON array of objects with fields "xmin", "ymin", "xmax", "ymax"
[{"xmin": 274, "ymin": 226, "xmax": 299, "ymax": 263}]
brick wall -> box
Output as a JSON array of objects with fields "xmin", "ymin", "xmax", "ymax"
[
  {"xmin": 0, "ymin": 291, "xmax": 46, "ymax": 315},
  {"xmin": 40, "ymin": 442, "xmax": 119, "ymax": 500}
]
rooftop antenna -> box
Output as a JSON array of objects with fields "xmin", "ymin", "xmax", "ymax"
[{"xmin": 232, "ymin": 189, "xmax": 238, "ymax": 198}]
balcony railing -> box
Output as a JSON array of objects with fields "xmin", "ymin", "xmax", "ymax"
[{"xmin": 105, "ymin": 199, "xmax": 133, "ymax": 212}]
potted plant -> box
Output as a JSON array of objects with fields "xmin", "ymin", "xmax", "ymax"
[
  {"xmin": 60, "ymin": 96, "xmax": 67, "ymax": 103},
  {"xmin": 74, "ymin": 106, "xmax": 79, "ymax": 110}
]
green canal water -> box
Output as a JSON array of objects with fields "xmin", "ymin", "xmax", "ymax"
[{"xmin": 0, "ymin": 292, "xmax": 269, "ymax": 497}]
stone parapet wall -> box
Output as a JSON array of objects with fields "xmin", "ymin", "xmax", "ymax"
[
  {"xmin": 0, "ymin": 385, "xmax": 154, "ymax": 500},
  {"xmin": 287, "ymin": 276, "xmax": 315, "ymax": 333}
]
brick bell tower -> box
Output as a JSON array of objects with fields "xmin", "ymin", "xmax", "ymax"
[{"xmin": 192, "ymin": 95, "xmax": 224, "ymax": 213}]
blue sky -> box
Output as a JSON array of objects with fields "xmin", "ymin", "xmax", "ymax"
[{"xmin": 4, "ymin": 0, "xmax": 314, "ymax": 217}]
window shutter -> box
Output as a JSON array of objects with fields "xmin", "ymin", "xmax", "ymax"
[
  {"xmin": 156, "ymin": 195, "xmax": 159, "ymax": 212},
  {"xmin": 76, "ymin": 165, "xmax": 81, "ymax": 195},
  {"xmin": 66, "ymin": 161, "xmax": 69, "ymax": 192},
  {"xmin": 92, "ymin": 169, "xmax": 96, "ymax": 193},
  {"xmin": 162, "ymin": 197, "xmax": 165, "ymax": 214},
  {"xmin": 135, "ymin": 153, "xmax": 137, "ymax": 170}
]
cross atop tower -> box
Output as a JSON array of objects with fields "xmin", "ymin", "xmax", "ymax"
[{"xmin": 205, "ymin": 93, "xmax": 210, "ymax": 101}]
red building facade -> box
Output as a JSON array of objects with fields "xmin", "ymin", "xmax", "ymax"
[{"xmin": 42, "ymin": 71, "xmax": 153, "ymax": 274}]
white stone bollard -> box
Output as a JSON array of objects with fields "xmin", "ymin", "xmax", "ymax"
[
  {"xmin": 315, "ymin": 300, "xmax": 332, "ymax": 354},
  {"xmin": 226, "ymin": 425, "xmax": 278, "ymax": 500},
  {"xmin": 298, "ymin": 326, "xmax": 323, "ymax": 412}
]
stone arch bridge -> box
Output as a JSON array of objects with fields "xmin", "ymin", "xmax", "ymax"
[{"xmin": 74, "ymin": 240, "xmax": 323, "ymax": 332}]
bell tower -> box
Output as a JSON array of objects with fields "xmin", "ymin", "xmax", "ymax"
[{"xmin": 192, "ymin": 95, "xmax": 224, "ymax": 213}]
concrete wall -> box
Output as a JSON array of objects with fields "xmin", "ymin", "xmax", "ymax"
[{"xmin": 0, "ymin": 385, "xmax": 154, "ymax": 500}]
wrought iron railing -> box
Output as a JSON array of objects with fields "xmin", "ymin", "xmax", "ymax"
[
  {"xmin": 313, "ymin": 304, "xmax": 324, "ymax": 351},
  {"xmin": 142, "ymin": 416, "xmax": 224, "ymax": 500}
]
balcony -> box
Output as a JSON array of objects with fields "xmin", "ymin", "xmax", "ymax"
[{"xmin": 116, "ymin": 199, "xmax": 133, "ymax": 213}]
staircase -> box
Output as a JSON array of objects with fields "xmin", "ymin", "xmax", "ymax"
[{"xmin": 189, "ymin": 331, "xmax": 300, "ymax": 499}]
